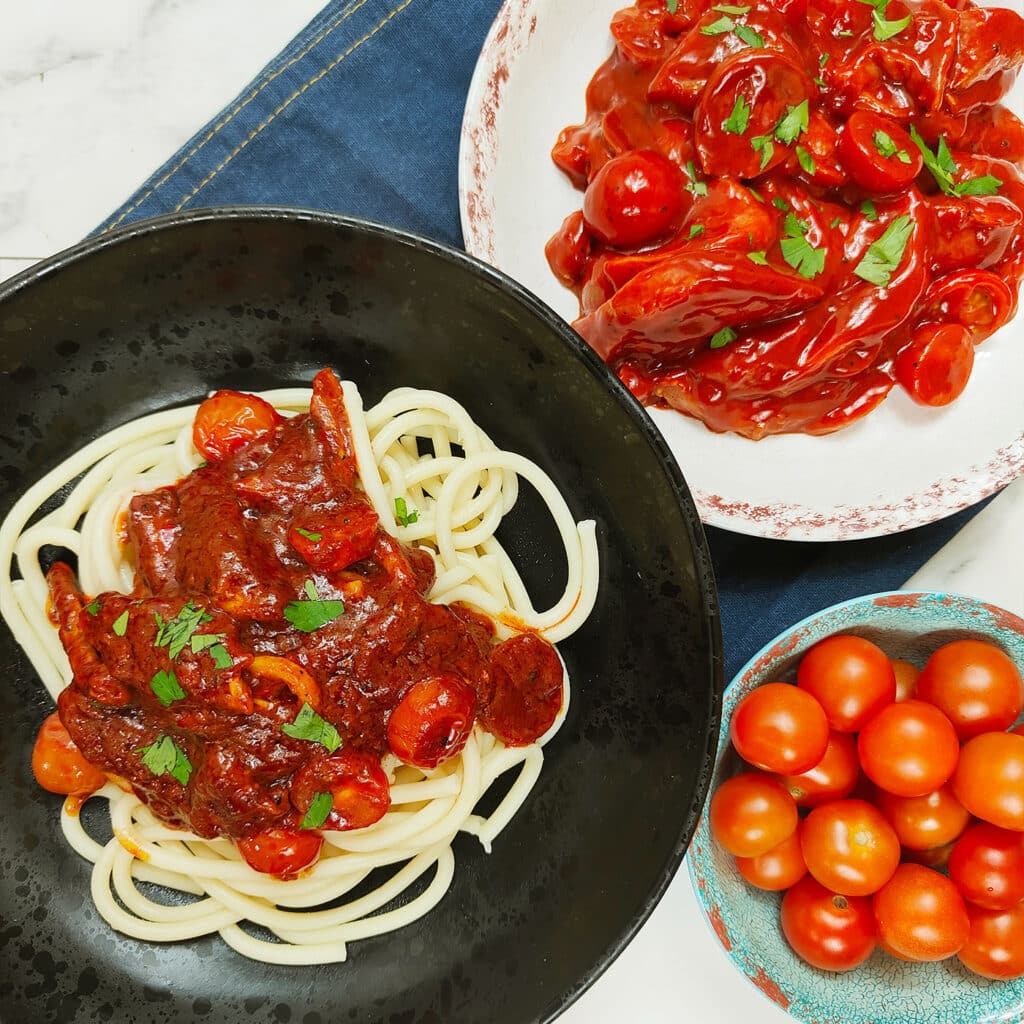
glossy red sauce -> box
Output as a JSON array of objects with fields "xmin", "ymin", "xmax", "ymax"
[
  {"xmin": 546, "ymin": 0, "xmax": 1024, "ymax": 438},
  {"xmin": 43, "ymin": 370, "xmax": 563, "ymax": 848}
]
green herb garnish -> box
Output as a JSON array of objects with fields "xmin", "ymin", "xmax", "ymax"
[
  {"xmin": 284, "ymin": 580, "xmax": 345, "ymax": 633},
  {"xmin": 301, "ymin": 792, "xmax": 334, "ymax": 830},
  {"xmin": 688, "ymin": 224, "xmax": 705, "ymax": 239},
  {"xmin": 138, "ymin": 735, "xmax": 192, "ymax": 786},
  {"xmin": 853, "ymin": 215, "xmax": 914, "ymax": 287},
  {"xmin": 395, "ymin": 497, "xmax": 419, "ymax": 527},
  {"xmin": 112, "ymin": 610, "xmax": 130, "ymax": 637},
  {"xmin": 751, "ymin": 135, "xmax": 775, "ymax": 171},
  {"xmin": 774, "ymin": 100, "xmax": 809, "ymax": 146},
  {"xmin": 734, "ymin": 23, "xmax": 765, "ymax": 47},
  {"xmin": 861, "ymin": 199, "xmax": 878, "ymax": 221},
  {"xmin": 150, "ymin": 669, "xmax": 186, "ymax": 708},
  {"xmin": 154, "ymin": 601, "xmax": 214, "ymax": 660},
  {"xmin": 747, "ymin": 251, "xmax": 769, "ymax": 265},
  {"xmin": 701, "ymin": 14, "xmax": 736, "ymax": 35},
  {"xmin": 712, "ymin": 3, "xmax": 750, "ymax": 11},
  {"xmin": 709, "ymin": 327, "xmax": 738, "ymax": 349},
  {"xmin": 796, "ymin": 146, "xmax": 816, "ymax": 175},
  {"xmin": 85, "ymin": 600, "xmax": 100, "ymax": 617},
  {"xmin": 780, "ymin": 213, "xmax": 827, "ymax": 279},
  {"xmin": 723, "ymin": 95, "xmax": 751, "ymax": 136},
  {"xmin": 281, "ymin": 702, "xmax": 342, "ymax": 753},
  {"xmin": 909, "ymin": 128, "xmax": 1001, "ymax": 198},
  {"xmin": 666, "ymin": 0, "xmax": 679, "ymax": 12},
  {"xmin": 686, "ymin": 160, "xmax": 708, "ymax": 197},
  {"xmin": 772, "ymin": 197, "xmax": 791, "ymax": 212},
  {"xmin": 295, "ymin": 527, "xmax": 322, "ymax": 542}
]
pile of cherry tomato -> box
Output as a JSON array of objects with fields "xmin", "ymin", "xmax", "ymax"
[{"xmin": 710, "ymin": 633, "xmax": 1024, "ymax": 978}]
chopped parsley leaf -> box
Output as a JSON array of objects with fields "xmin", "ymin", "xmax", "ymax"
[
  {"xmin": 709, "ymin": 327, "xmax": 738, "ymax": 349},
  {"xmin": 861, "ymin": 199, "xmax": 878, "ymax": 221},
  {"xmin": 112, "ymin": 610, "xmax": 130, "ymax": 637},
  {"xmin": 780, "ymin": 213, "xmax": 827, "ymax": 279},
  {"xmin": 284, "ymin": 580, "xmax": 345, "ymax": 633},
  {"xmin": 154, "ymin": 601, "xmax": 214, "ymax": 660},
  {"xmin": 734, "ymin": 23, "xmax": 765, "ymax": 47},
  {"xmin": 909, "ymin": 128, "xmax": 1001, "ymax": 198},
  {"xmin": 701, "ymin": 14, "xmax": 736, "ymax": 35},
  {"xmin": 712, "ymin": 3, "xmax": 750, "ymax": 11},
  {"xmin": 853, "ymin": 214, "xmax": 914, "ymax": 287},
  {"xmin": 150, "ymin": 669, "xmax": 186, "ymax": 708},
  {"xmin": 295, "ymin": 527, "xmax": 322, "ymax": 541},
  {"xmin": 138, "ymin": 735, "xmax": 192, "ymax": 786},
  {"xmin": 819, "ymin": 53, "xmax": 830, "ymax": 67},
  {"xmin": 395, "ymin": 497, "xmax": 419, "ymax": 527},
  {"xmin": 301, "ymin": 792, "xmax": 334, "ymax": 830},
  {"xmin": 830, "ymin": 216, "xmax": 843, "ymax": 229},
  {"xmin": 666, "ymin": 0, "xmax": 679, "ymax": 11},
  {"xmin": 685, "ymin": 160, "xmax": 709, "ymax": 197},
  {"xmin": 774, "ymin": 100, "xmax": 809, "ymax": 146},
  {"xmin": 723, "ymin": 95, "xmax": 751, "ymax": 136},
  {"xmin": 85, "ymin": 600, "xmax": 100, "ymax": 617},
  {"xmin": 282, "ymin": 702, "xmax": 342, "ymax": 753},
  {"xmin": 751, "ymin": 134, "xmax": 775, "ymax": 171},
  {"xmin": 873, "ymin": 7, "xmax": 911, "ymax": 41},
  {"xmin": 954, "ymin": 175, "xmax": 1003, "ymax": 196},
  {"xmin": 796, "ymin": 146, "xmax": 816, "ymax": 175},
  {"xmin": 873, "ymin": 129, "xmax": 898, "ymax": 158},
  {"xmin": 209, "ymin": 643, "xmax": 233, "ymax": 670},
  {"xmin": 772, "ymin": 197, "xmax": 791, "ymax": 212},
  {"xmin": 747, "ymin": 251, "xmax": 769, "ymax": 265},
  {"xmin": 688, "ymin": 224, "xmax": 705, "ymax": 239}
]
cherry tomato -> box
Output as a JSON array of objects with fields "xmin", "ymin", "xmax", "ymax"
[
  {"xmin": 736, "ymin": 827, "xmax": 807, "ymax": 891},
  {"xmin": 730, "ymin": 683, "xmax": 829, "ymax": 775},
  {"xmin": 387, "ymin": 675, "xmax": 476, "ymax": 769},
  {"xmin": 953, "ymin": 731, "xmax": 1024, "ymax": 831},
  {"xmin": 290, "ymin": 751, "xmax": 391, "ymax": 831},
  {"xmin": 483, "ymin": 633, "xmax": 565, "ymax": 747},
  {"xmin": 801, "ymin": 799, "xmax": 901, "ymax": 897},
  {"xmin": 894, "ymin": 324, "xmax": 975, "ymax": 407},
  {"xmin": 857, "ymin": 700, "xmax": 960, "ymax": 798},
  {"xmin": 582, "ymin": 150, "xmax": 686, "ymax": 249},
  {"xmin": 873, "ymin": 863, "xmax": 970, "ymax": 962},
  {"xmin": 710, "ymin": 772, "xmax": 798, "ymax": 858},
  {"xmin": 890, "ymin": 659, "xmax": 919, "ymax": 702},
  {"xmin": 838, "ymin": 110, "xmax": 923, "ymax": 193},
  {"xmin": 920, "ymin": 270, "xmax": 1015, "ymax": 343},
  {"xmin": 780, "ymin": 876, "xmax": 877, "ymax": 972},
  {"xmin": 32, "ymin": 712, "xmax": 107, "ymax": 796},
  {"xmin": 192, "ymin": 390, "xmax": 282, "ymax": 462},
  {"xmin": 776, "ymin": 732, "xmax": 860, "ymax": 808},
  {"xmin": 545, "ymin": 210, "xmax": 592, "ymax": 286},
  {"xmin": 915, "ymin": 640, "xmax": 1023, "ymax": 741},
  {"xmin": 237, "ymin": 829, "xmax": 323, "ymax": 877},
  {"xmin": 875, "ymin": 785, "xmax": 970, "ymax": 851},
  {"xmin": 288, "ymin": 503, "xmax": 380, "ymax": 573},
  {"xmin": 796, "ymin": 635, "xmax": 896, "ymax": 732},
  {"xmin": 948, "ymin": 822, "xmax": 1024, "ymax": 910},
  {"xmin": 958, "ymin": 902, "xmax": 1024, "ymax": 980}
]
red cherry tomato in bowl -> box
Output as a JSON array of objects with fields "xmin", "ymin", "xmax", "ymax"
[
  {"xmin": 582, "ymin": 150, "xmax": 686, "ymax": 249},
  {"xmin": 193, "ymin": 390, "xmax": 282, "ymax": 462},
  {"xmin": 894, "ymin": 324, "xmax": 975, "ymax": 407},
  {"xmin": 915, "ymin": 639, "xmax": 1023, "ymax": 740},
  {"xmin": 875, "ymin": 785, "xmax": 970, "ymax": 851},
  {"xmin": 796, "ymin": 635, "xmax": 896, "ymax": 732},
  {"xmin": 958, "ymin": 902, "xmax": 1024, "ymax": 980},
  {"xmin": 730, "ymin": 682, "xmax": 829, "ymax": 774},
  {"xmin": 776, "ymin": 731, "xmax": 860, "ymax": 808},
  {"xmin": 952, "ymin": 731, "xmax": 1024, "ymax": 831},
  {"xmin": 838, "ymin": 110, "xmax": 923, "ymax": 193},
  {"xmin": 948, "ymin": 822, "xmax": 1024, "ymax": 910},
  {"xmin": 736, "ymin": 827, "xmax": 807, "ymax": 891},
  {"xmin": 710, "ymin": 772, "xmax": 798, "ymax": 858},
  {"xmin": 873, "ymin": 863, "xmax": 970, "ymax": 962},
  {"xmin": 780, "ymin": 875, "xmax": 877, "ymax": 972}
]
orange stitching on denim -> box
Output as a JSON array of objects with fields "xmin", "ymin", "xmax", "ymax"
[
  {"xmin": 99, "ymin": 0, "xmax": 370, "ymax": 234},
  {"xmin": 173, "ymin": 0, "xmax": 416, "ymax": 213}
]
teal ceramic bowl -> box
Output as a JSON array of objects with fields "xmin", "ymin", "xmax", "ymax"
[{"xmin": 688, "ymin": 591, "xmax": 1024, "ymax": 1024}]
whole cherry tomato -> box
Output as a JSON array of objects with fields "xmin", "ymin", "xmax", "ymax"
[
  {"xmin": 776, "ymin": 732, "xmax": 860, "ymax": 808},
  {"xmin": 857, "ymin": 700, "xmax": 960, "ymax": 798},
  {"xmin": 290, "ymin": 751, "xmax": 391, "ymax": 831},
  {"xmin": 387, "ymin": 675, "xmax": 476, "ymax": 769},
  {"xmin": 582, "ymin": 150, "xmax": 686, "ymax": 249},
  {"xmin": 958, "ymin": 902, "xmax": 1024, "ymax": 980},
  {"xmin": 890, "ymin": 659, "xmax": 919, "ymax": 702},
  {"xmin": 192, "ymin": 390, "xmax": 282, "ymax": 462},
  {"xmin": 894, "ymin": 324, "xmax": 975, "ymax": 407},
  {"xmin": 838, "ymin": 110, "xmax": 923, "ymax": 193},
  {"xmin": 873, "ymin": 863, "xmax": 970, "ymax": 962},
  {"xmin": 32, "ymin": 712, "xmax": 107, "ymax": 796},
  {"xmin": 796, "ymin": 635, "xmax": 896, "ymax": 732},
  {"xmin": 875, "ymin": 785, "xmax": 970, "ymax": 851},
  {"xmin": 948, "ymin": 822, "xmax": 1024, "ymax": 910},
  {"xmin": 801, "ymin": 799, "xmax": 901, "ymax": 897},
  {"xmin": 710, "ymin": 773, "xmax": 798, "ymax": 858},
  {"xmin": 780, "ymin": 876, "xmax": 877, "ymax": 972},
  {"xmin": 953, "ymin": 731, "xmax": 1024, "ymax": 831},
  {"xmin": 736, "ymin": 827, "xmax": 807, "ymax": 892},
  {"xmin": 237, "ymin": 829, "xmax": 323, "ymax": 877},
  {"xmin": 915, "ymin": 640, "xmax": 1023, "ymax": 741},
  {"xmin": 730, "ymin": 683, "xmax": 829, "ymax": 774}
]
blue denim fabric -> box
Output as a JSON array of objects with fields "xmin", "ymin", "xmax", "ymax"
[{"xmin": 97, "ymin": 0, "xmax": 988, "ymax": 681}]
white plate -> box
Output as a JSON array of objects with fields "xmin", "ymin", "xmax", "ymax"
[{"xmin": 459, "ymin": 0, "xmax": 1024, "ymax": 541}]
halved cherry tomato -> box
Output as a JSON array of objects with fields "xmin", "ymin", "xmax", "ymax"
[
  {"xmin": 875, "ymin": 785, "xmax": 970, "ymax": 851},
  {"xmin": 873, "ymin": 863, "xmax": 970, "ymax": 962},
  {"xmin": 545, "ymin": 211, "xmax": 592, "ymax": 286},
  {"xmin": 730, "ymin": 683, "xmax": 829, "ymax": 775},
  {"xmin": 288, "ymin": 503, "xmax": 380, "ymax": 573},
  {"xmin": 953, "ymin": 731, "xmax": 1024, "ymax": 831},
  {"xmin": 736, "ymin": 827, "xmax": 807, "ymax": 891},
  {"xmin": 796, "ymin": 635, "xmax": 896, "ymax": 733},
  {"xmin": 948, "ymin": 822, "xmax": 1024, "ymax": 910},
  {"xmin": 780, "ymin": 876, "xmax": 877, "ymax": 972},
  {"xmin": 915, "ymin": 639, "xmax": 1023, "ymax": 741},
  {"xmin": 32, "ymin": 712, "xmax": 107, "ymax": 796},
  {"xmin": 710, "ymin": 773, "xmax": 798, "ymax": 858},
  {"xmin": 890, "ymin": 659, "xmax": 919, "ymax": 702},
  {"xmin": 582, "ymin": 150, "xmax": 687, "ymax": 249},
  {"xmin": 838, "ymin": 110, "xmax": 923, "ymax": 193},
  {"xmin": 290, "ymin": 751, "xmax": 391, "ymax": 831},
  {"xmin": 483, "ymin": 633, "xmax": 564, "ymax": 747},
  {"xmin": 192, "ymin": 390, "xmax": 282, "ymax": 462},
  {"xmin": 387, "ymin": 675, "xmax": 476, "ymax": 769},
  {"xmin": 237, "ymin": 828, "xmax": 323, "ymax": 877},
  {"xmin": 801, "ymin": 799, "xmax": 901, "ymax": 897},
  {"xmin": 958, "ymin": 902, "xmax": 1024, "ymax": 980},
  {"xmin": 894, "ymin": 324, "xmax": 975, "ymax": 407},
  {"xmin": 776, "ymin": 732, "xmax": 860, "ymax": 808},
  {"xmin": 858, "ymin": 700, "xmax": 960, "ymax": 798},
  {"xmin": 920, "ymin": 270, "xmax": 1015, "ymax": 342}
]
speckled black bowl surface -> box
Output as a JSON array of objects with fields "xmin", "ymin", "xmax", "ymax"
[{"xmin": 0, "ymin": 209, "xmax": 721, "ymax": 1024}]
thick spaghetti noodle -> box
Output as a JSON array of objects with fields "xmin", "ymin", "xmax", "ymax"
[{"xmin": 0, "ymin": 380, "xmax": 599, "ymax": 965}]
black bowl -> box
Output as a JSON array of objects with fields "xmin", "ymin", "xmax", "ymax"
[{"xmin": 0, "ymin": 210, "xmax": 721, "ymax": 1024}]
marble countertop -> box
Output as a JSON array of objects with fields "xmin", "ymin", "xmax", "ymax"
[{"xmin": 1, "ymin": 3, "xmax": 1022, "ymax": 1022}]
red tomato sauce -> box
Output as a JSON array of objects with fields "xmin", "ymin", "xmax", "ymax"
[
  {"xmin": 44, "ymin": 370, "xmax": 563, "ymax": 845},
  {"xmin": 546, "ymin": 0, "xmax": 1024, "ymax": 438}
]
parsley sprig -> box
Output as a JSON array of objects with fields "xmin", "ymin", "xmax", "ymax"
[
  {"xmin": 395, "ymin": 497, "xmax": 419, "ymax": 527},
  {"xmin": 154, "ymin": 601, "xmax": 214, "ymax": 660},
  {"xmin": 854, "ymin": 215, "xmax": 914, "ymax": 287},
  {"xmin": 284, "ymin": 580, "xmax": 345, "ymax": 633},
  {"xmin": 138, "ymin": 735, "xmax": 193, "ymax": 786},
  {"xmin": 774, "ymin": 100, "xmax": 809, "ymax": 146},
  {"xmin": 112, "ymin": 610, "xmax": 130, "ymax": 637},
  {"xmin": 282, "ymin": 702, "xmax": 342, "ymax": 753},
  {"xmin": 150, "ymin": 669, "xmax": 186, "ymax": 707},
  {"xmin": 909, "ymin": 128, "xmax": 1002, "ymax": 198},
  {"xmin": 780, "ymin": 214, "xmax": 826, "ymax": 279}
]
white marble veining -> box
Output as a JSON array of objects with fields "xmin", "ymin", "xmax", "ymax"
[{"xmin": 1, "ymin": 4, "xmax": 1021, "ymax": 1023}]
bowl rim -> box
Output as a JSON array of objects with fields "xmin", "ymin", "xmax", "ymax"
[{"xmin": 0, "ymin": 205, "xmax": 725, "ymax": 1023}]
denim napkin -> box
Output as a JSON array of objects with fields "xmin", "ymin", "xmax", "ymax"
[{"xmin": 97, "ymin": 0, "xmax": 985, "ymax": 680}]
